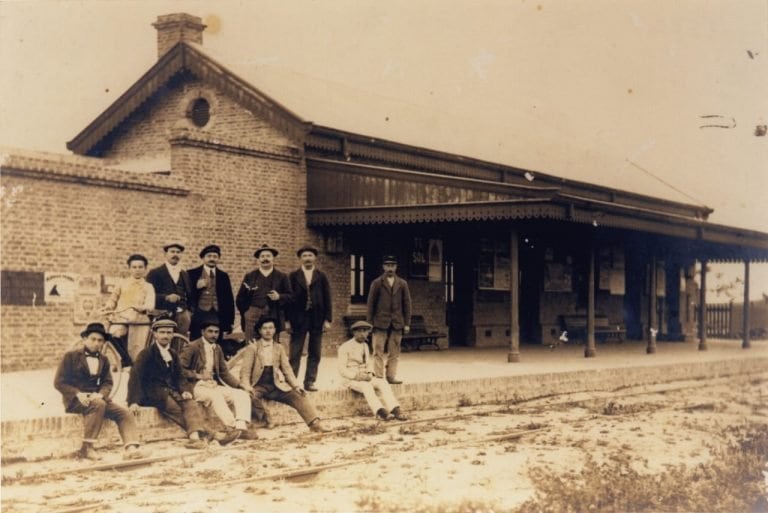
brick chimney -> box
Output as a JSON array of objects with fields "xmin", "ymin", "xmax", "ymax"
[{"xmin": 152, "ymin": 13, "xmax": 206, "ymax": 58}]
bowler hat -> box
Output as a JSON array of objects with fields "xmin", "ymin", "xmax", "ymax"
[
  {"xmin": 80, "ymin": 322, "xmax": 111, "ymax": 339},
  {"xmin": 199, "ymin": 244, "xmax": 221, "ymax": 258},
  {"xmin": 163, "ymin": 241, "xmax": 185, "ymax": 252},
  {"xmin": 254, "ymin": 244, "xmax": 279, "ymax": 258},
  {"xmin": 151, "ymin": 318, "xmax": 177, "ymax": 331},
  {"xmin": 199, "ymin": 315, "xmax": 220, "ymax": 330},
  {"xmin": 296, "ymin": 245, "xmax": 319, "ymax": 257},
  {"xmin": 382, "ymin": 254, "xmax": 398, "ymax": 264},
  {"xmin": 254, "ymin": 316, "xmax": 278, "ymax": 333},
  {"xmin": 350, "ymin": 320, "xmax": 373, "ymax": 331}
]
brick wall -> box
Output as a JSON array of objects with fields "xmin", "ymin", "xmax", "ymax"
[{"xmin": 0, "ymin": 72, "xmax": 328, "ymax": 371}]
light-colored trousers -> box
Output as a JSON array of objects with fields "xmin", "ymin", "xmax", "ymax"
[
  {"xmin": 347, "ymin": 377, "xmax": 400, "ymax": 415},
  {"xmin": 193, "ymin": 380, "xmax": 250, "ymax": 429},
  {"xmin": 372, "ymin": 327, "xmax": 402, "ymax": 380}
]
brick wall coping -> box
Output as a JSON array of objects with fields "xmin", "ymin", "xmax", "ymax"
[
  {"xmin": 3, "ymin": 356, "xmax": 765, "ymax": 458},
  {"xmin": 0, "ymin": 147, "xmax": 188, "ymax": 196}
]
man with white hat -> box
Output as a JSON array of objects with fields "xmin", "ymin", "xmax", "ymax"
[{"xmin": 337, "ymin": 320, "xmax": 409, "ymax": 421}]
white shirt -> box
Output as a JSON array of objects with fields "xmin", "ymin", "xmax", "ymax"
[
  {"xmin": 302, "ymin": 267, "xmax": 314, "ymax": 285},
  {"xmin": 165, "ymin": 262, "xmax": 182, "ymax": 283},
  {"xmin": 259, "ymin": 340, "xmax": 274, "ymax": 366},
  {"xmin": 155, "ymin": 341, "xmax": 173, "ymax": 365},
  {"xmin": 386, "ymin": 276, "xmax": 395, "ymax": 288},
  {"xmin": 202, "ymin": 339, "xmax": 215, "ymax": 376},
  {"xmin": 85, "ymin": 353, "xmax": 100, "ymax": 375}
]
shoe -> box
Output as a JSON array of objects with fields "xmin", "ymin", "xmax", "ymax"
[
  {"xmin": 239, "ymin": 427, "xmax": 260, "ymax": 441},
  {"xmin": 184, "ymin": 438, "xmax": 208, "ymax": 450},
  {"xmin": 215, "ymin": 428, "xmax": 241, "ymax": 446},
  {"xmin": 308, "ymin": 419, "xmax": 330, "ymax": 433},
  {"xmin": 376, "ymin": 409, "xmax": 392, "ymax": 421},
  {"xmin": 79, "ymin": 446, "xmax": 102, "ymax": 461},
  {"xmin": 391, "ymin": 408, "xmax": 409, "ymax": 421},
  {"xmin": 386, "ymin": 378, "xmax": 403, "ymax": 385},
  {"xmin": 304, "ymin": 383, "xmax": 318, "ymax": 392},
  {"xmin": 123, "ymin": 446, "xmax": 149, "ymax": 461}
]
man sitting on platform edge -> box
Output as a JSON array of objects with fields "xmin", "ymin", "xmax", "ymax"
[
  {"xmin": 54, "ymin": 322, "xmax": 149, "ymax": 461},
  {"xmin": 337, "ymin": 320, "xmax": 409, "ymax": 422}
]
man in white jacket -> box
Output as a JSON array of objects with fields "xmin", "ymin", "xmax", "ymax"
[{"xmin": 337, "ymin": 320, "xmax": 409, "ymax": 421}]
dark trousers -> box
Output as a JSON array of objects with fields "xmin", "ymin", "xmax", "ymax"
[
  {"xmin": 153, "ymin": 393, "xmax": 207, "ymax": 435},
  {"xmin": 69, "ymin": 397, "xmax": 139, "ymax": 446},
  {"xmin": 251, "ymin": 369, "xmax": 318, "ymax": 425},
  {"xmin": 289, "ymin": 324, "xmax": 323, "ymax": 385}
]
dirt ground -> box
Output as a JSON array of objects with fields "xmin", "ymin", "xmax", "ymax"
[{"xmin": 2, "ymin": 372, "xmax": 767, "ymax": 513}]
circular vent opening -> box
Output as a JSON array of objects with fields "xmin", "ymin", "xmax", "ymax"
[{"xmin": 188, "ymin": 98, "xmax": 210, "ymax": 127}]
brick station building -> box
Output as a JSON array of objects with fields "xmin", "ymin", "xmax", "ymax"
[{"xmin": 2, "ymin": 13, "xmax": 767, "ymax": 372}]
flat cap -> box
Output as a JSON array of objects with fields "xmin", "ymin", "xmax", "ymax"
[
  {"xmin": 163, "ymin": 242, "xmax": 185, "ymax": 252},
  {"xmin": 296, "ymin": 245, "xmax": 319, "ymax": 257},
  {"xmin": 151, "ymin": 318, "xmax": 177, "ymax": 330},
  {"xmin": 350, "ymin": 320, "xmax": 373, "ymax": 331},
  {"xmin": 199, "ymin": 244, "xmax": 221, "ymax": 258}
]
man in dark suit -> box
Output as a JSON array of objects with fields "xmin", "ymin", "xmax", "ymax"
[
  {"xmin": 236, "ymin": 244, "xmax": 293, "ymax": 343},
  {"xmin": 366, "ymin": 255, "xmax": 412, "ymax": 385},
  {"xmin": 286, "ymin": 245, "xmax": 332, "ymax": 392},
  {"xmin": 188, "ymin": 244, "xmax": 235, "ymax": 341},
  {"xmin": 146, "ymin": 242, "xmax": 194, "ymax": 339},
  {"xmin": 127, "ymin": 318, "xmax": 234, "ymax": 449},
  {"xmin": 54, "ymin": 322, "xmax": 148, "ymax": 460}
]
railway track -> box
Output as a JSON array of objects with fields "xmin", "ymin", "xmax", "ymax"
[{"xmin": 2, "ymin": 372, "xmax": 764, "ymax": 513}]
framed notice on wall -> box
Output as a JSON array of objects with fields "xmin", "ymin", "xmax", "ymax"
[
  {"xmin": 410, "ymin": 237, "xmax": 428, "ymax": 278},
  {"xmin": 544, "ymin": 262, "xmax": 572, "ymax": 292},
  {"xmin": 428, "ymin": 239, "xmax": 442, "ymax": 282},
  {"xmin": 478, "ymin": 238, "xmax": 510, "ymax": 290}
]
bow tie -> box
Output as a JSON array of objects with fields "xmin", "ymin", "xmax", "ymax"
[{"xmin": 84, "ymin": 350, "xmax": 100, "ymax": 358}]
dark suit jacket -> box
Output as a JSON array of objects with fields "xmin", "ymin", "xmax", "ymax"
[
  {"xmin": 235, "ymin": 268, "xmax": 293, "ymax": 331},
  {"xmin": 366, "ymin": 274, "xmax": 412, "ymax": 330},
  {"xmin": 127, "ymin": 342, "xmax": 191, "ymax": 407},
  {"xmin": 180, "ymin": 338, "xmax": 241, "ymax": 389},
  {"xmin": 54, "ymin": 349, "xmax": 113, "ymax": 412},
  {"xmin": 187, "ymin": 265, "xmax": 235, "ymax": 332},
  {"xmin": 146, "ymin": 264, "xmax": 194, "ymax": 312},
  {"xmin": 286, "ymin": 268, "xmax": 332, "ymax": 330}
]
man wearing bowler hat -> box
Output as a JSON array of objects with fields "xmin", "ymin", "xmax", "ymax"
[
  {"xmin": 236, "ymin": 244, "xmax": 293, "ymax": 343},
  {"xmin": 366, "ymin": 254, "xmax": 412, "ymax": 385},
  {"xmin": 286, "ymin": 245, "xmax": 333, "ymax": 392},
  {"xmin": 188, "ymin": 244, "xmax": 235, "ymax": 341},
  {"xmin": 337, "ymin": 320, "xmax": 409, "ymax": 421},
  {"xmin": 54, "ymin": 322, "xmax": 149, "ymax": 460},
  {"xmin": 146, "ymin": 242, "xmax": 194, "ymax": 339}
]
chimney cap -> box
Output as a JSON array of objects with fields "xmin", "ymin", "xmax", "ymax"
[
  {"xmin": 152, "ymin": 13, "xmax": 206, "ymax": 58},
  {"xmin": 152, "ymin": 13, "xmax": 206, "ymax": 30}
]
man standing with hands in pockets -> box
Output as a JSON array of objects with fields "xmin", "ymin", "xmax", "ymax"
[{"xmin": 366, "ymin": 254, "xmax": 412, "ymax": 385}]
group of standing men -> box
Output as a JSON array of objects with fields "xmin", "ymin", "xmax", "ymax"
[{"xmin": 55, "ymin": 242, "xmax": 415, "ymax": 460}]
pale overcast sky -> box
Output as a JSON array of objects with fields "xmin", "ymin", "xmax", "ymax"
[{"xmin": 1, "ymin": 0, "xmax": 766, "ymax": 296}]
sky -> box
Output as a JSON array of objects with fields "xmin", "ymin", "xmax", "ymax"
[{"xmin": 0, "ymin": 0, "xmax": 766, "ymax": 298}]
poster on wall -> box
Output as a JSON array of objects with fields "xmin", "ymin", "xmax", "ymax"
[
  {"xmin": 410, "ymin": 237, "xmax": 428, "ymax": 278},
  {"xmin": 599, "ymin": 262, "xmax": 612, "ymax": 290},
  {"xmin": 428, "ymin": 239, "xmax": 442, "ymax": 282},
  {"xmin": 610, "ymin": 269, "xmax": 626, "ymax": 295},
  {"xmin": 74, "ymin": 294, "xmax": 101, "ymax": 324},
  {"xmin": 494, "ymin": 255, "xmax": 511, "ymax": 289},
  {"xmin": 44, "ymin": 272, "xmax": 77, "ymax": 303},
  {"xmin": 478, "ymin": 251, "xmax": 494, "ymax": 289}
]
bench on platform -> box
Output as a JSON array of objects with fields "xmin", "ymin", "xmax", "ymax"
[
  {"xmin": 559, "ymin": 314, "xmax": 626, "ymax": 343},
  {"xmin": 342, "ymin": 314, "xmax": 446, "ymax": 351}
]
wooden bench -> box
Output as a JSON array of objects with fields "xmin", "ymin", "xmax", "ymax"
[
  {"xmin": 342, "ymin": 314, "xmax": 446, "ymax": 352},
  {"xmin": 559, "ymin": 314, "xmax": 626, "ymax": 343}
]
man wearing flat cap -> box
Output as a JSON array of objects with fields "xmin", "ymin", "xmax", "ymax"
[
  {"xmin": 54, "ymin": 322, "xmax": 149, "ymax": 460},
  {"xmin": 337, "ymin": 320, "xmax": 409, "ymax": 421},
  {"xmin": 127, "ymin": 318, "xmax": 224, "ymax": 449},
  {"xmin": 366, "ymin": 254, "xmax": 412, "ymax": 385},
  {"xmin": 236, "ymin": 244, "xmax": 293, "ymax": 343},
  {"xmin": 286, "ymin": 245, "xmax": 333, "ymax": 392},
  {"xmin": 146, "ymin": 242, "xmax": 194, "ymax": 340},
  {"xmin": 188, "ymin": 244, "xmax": 235, "ymax": 342}
]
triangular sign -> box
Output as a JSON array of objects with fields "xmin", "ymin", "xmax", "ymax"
[{"xmin": 49, "ymin": 285, "xmax": 60, "ymax": 296}]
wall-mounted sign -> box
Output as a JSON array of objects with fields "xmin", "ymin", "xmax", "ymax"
[
  {"xmin": 74, "ymin": 294, "xmax": 100, "ymax": 324},
  {"xmin": 44, "ymin": 273, "xmax": 77, "ymax": 303},
  {"xmin": 428, "ymin": 239, "xmax": 442, "ymax": 282},
  {"xmin": 410, "ymin": 237, "xmax": 428, "ymax": 278}
]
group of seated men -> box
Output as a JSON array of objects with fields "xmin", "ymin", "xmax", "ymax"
[{"xmin": 55, "ymin": 276, "xmax": 409, "ymax": 461}]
